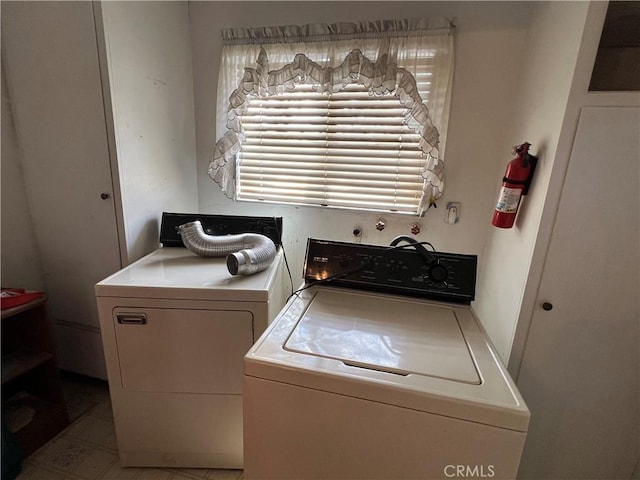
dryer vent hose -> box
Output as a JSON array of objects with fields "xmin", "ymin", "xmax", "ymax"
[{"xmin": 178, "ymin": 220, "xmax": 277, "ymax": 276}]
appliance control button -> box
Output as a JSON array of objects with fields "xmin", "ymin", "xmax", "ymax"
[{"xmin": 428, "ymin": 263, "xmax": 448, "ymax": 283}]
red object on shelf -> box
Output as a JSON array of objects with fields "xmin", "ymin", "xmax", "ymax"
[{"xmin": 1, "ymin": 289, "xmax": 45, "ymax": 310}]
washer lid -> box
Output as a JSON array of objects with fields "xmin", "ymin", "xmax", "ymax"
[{"xmin": 284, "ymin": 290, "xmax": 480, "ymax": 384}]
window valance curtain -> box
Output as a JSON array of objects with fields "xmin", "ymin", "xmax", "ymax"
[{"xmin": 211, "ymin": 17, "xmax": 454, "ymax": 214}]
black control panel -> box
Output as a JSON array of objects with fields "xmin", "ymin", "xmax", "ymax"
[
  {"xmin": 304, "ymin": 238, "xmax": 477, "ymax": 304},
  {"xmin": 159, "ymin": 212, "xmax": 283, "ymax": 247}
]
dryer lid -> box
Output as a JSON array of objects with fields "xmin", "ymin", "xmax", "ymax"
[
  {"xmin": 95, "ymin": 247, "xmax": 283, "ymax": 302},
  {"xmin": 284, "ymin": 290, "xmax": 480, "ymax": 384}
]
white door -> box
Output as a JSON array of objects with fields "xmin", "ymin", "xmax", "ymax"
[
  {"xmin": 113, "ymin": 307, "xmax": 253, "ymax": 394},
  {"xmin": 2, "ymin": 2, "xmax": 123, "ymax": 378},
  {"xmin": 516, "ymin": 107, "xmax": 639, "ymax": 478}
]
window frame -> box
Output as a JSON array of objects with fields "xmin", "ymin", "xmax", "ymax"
[{"xmin": 210, "ymin": 18, "xmax": 454, "ymax": 216}]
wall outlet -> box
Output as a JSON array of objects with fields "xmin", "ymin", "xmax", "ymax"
[{"xmin": 445, "ymin": 202, "xmax": 461, "ymax": 224}]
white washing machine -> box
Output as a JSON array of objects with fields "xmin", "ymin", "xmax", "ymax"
[
  {"xmin": 95, "ymin": 214, "xmax": 289, "ymax": 468},
  {"xmin": 244, "ymin": 238, "xmax": 530, "ymax": 480}
]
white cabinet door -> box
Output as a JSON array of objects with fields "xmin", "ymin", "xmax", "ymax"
[
  {"xmin": 517, "ymin": 107, "xmax": 639, "ymax": 478},
  {"xmin": 2, "ymin": 2, "xmax": 123, "ymax": 378}
]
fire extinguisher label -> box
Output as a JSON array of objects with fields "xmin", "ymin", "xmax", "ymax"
[{"xmin": 495, "ymin": 187, "xmax": 522, "ymax": 213}]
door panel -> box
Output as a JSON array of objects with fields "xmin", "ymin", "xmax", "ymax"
[
  {"xmin": 2, "ymin": 2, "xmax": 123, "ymax": 378},
  {"xmin": 114, "ymin": 307, "xmax": 253, "ymax": 394},
  {"xmin": 517, "ymin": 107, "xmax": 639, "ymax": 478}
]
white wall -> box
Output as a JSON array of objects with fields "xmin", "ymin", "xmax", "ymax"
[
  {"xmin": 1, "ymin": 67, "xmax": 45, "ymax": 291},
  {"xmin": 100, "ymin": 1, "xmax": 198, "ymax": 264},
  {"xmin": 473, "ymin": 1, "xmax": 591, "ymax": 362},
  {"xmin": 189, "ymin": 1, "xmax": 534, "ymax": 280}
]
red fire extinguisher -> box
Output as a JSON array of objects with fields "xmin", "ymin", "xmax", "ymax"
[{"xmin": 491, "ymin": 142, "xmax": 537, "ymax": 228}]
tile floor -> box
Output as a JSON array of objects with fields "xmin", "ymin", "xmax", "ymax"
[
  {"xmin": 16, "ymin": 373, "xmax": 243, "ymax": 480},
  {"xmin": 19, "ymin": 374, "xmax": 639, "ymax": 480}
]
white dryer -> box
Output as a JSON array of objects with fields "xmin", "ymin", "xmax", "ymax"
[
  {"xmin": 244, "ymin": 239, "xmax": 530, "ymax": 480},
  {"xmin": 95, "ymin": 214, "xmax": 289, "ymax": 468}
]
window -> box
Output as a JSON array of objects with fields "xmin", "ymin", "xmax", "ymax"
[{"xmin": 211, "ymin": 18, "xmax": 454, "ymax": 215}]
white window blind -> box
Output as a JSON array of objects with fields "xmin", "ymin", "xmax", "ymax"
[
  {"xmin": 211, "ymin": 18, "xmax": 454, "ymax": 215},
  {"xmin": 237, "ymin": 84, "xmax": 428, "ymax": 213}
]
